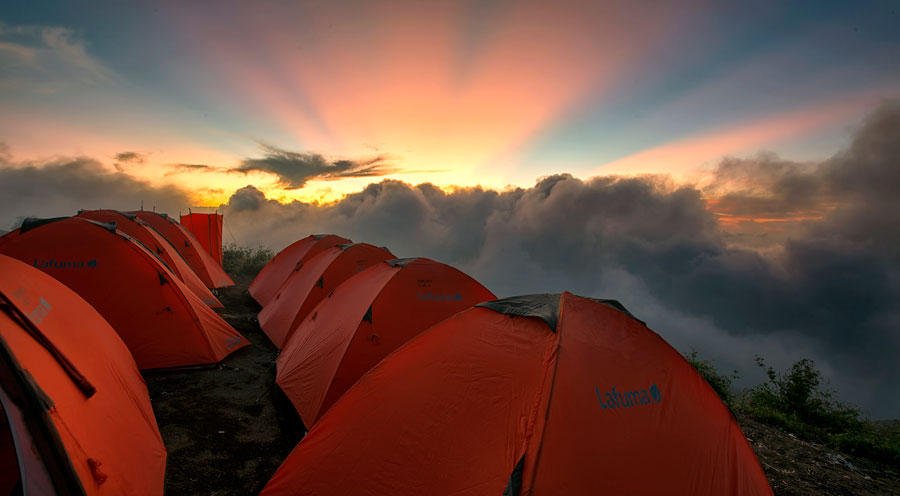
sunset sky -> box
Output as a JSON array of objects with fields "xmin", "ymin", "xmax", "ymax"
[
  {"xmin": 3, "ymin": 1, "xmax": 900, "ymax": 415},
  {"xmin": 2, "ymin": 0, "xmax": 897, "ymax": 204}
]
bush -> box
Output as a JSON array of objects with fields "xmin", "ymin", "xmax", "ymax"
[
  {"xmin": 683, "ymin": 350, "xmax": 738, "ymax": 404},
  {"xmin": 222, "ymin": 244, "xmax": 273, "ymax": 280},
  {"xmin": 737, "ymin": 357, "xmax": 900, "ymax": 465},
  {"xmin": 740, "ymin": 357, "xmax": 861, "ymax": 440}
]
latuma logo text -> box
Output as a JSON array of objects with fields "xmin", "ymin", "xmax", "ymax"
[
  {"xmin": 595, "ymin": 383, "xmax": 661, "ymax": 409},
  {"xmin": 33, "ymin": 258, "xmax": 98, "ymax": 269}
]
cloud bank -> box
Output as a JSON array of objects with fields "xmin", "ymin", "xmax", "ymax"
[
  {"xmin": 0, "ymin": 103, "xmax": 897, "ymax": 416},
  {"xmin": 220, "ymin": 103, "xmax": 900, "ymax": 416},
  {"xmin": 0, "ymin": 153, "xmax": 190, "ymax": 229}
]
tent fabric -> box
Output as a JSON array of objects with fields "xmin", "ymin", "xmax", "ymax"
[
  {"xmin": 249, "ymin": 234, "xmax": 351, "ymax": 307},
  {"xmin": 258, "ymin": 243, "xmax": 394, "ymax": 349},
  {"xmin": 261, "ymin": 292, "xmax": 772, "ymax": 496},
  {"xmin": 129, "ymin": 211, "xmax": 234, "ymax": 289},
  {"xmin": 277, "ymin": 257, "xmax": 496, "ymax": 426},
  {"xmin": 0, "ymin": 254, "xmax": 166, "ymax": 495},
  {"xmin": 0, "ymin": 217, "xmax": 249, "ymax": 369},
  {"xmin": 77, "ymin": 209, "xmax": 222, "ymax": 308},
  {"xmin": 179, "ymin": 212, "xmax": 224, "ymax": 265}
]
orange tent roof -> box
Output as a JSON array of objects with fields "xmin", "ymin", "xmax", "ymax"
[
  {"xmin": 0, "ymin": 254, "xmax": 166, "ymax": 494},
  {"xmin": 277, "ymin": 258, "xmax": 496, "ymax": 426},
  {"xmin": 262, "ymin": 292, "xmax": 772, "ymax": 496},
  {"xmin": 0, "ymin": 217, "xmax": 248, "ymax": 369},
  {"xmin": 129, "ymin": 211, "xmax": 234, "ymax": 289},
  {"xmin": 179, "ymin": 212, "xmax": 224, "ymax": 265},
  {"xmin": 77, "ymin": 209, "xmax": 222, "ymax": 308},
  {"xmin": 249, "ymin": 234, "xmax": 351, "ymax": 307},
  {"xmin": 258, "ymin": 243, "xmax": 394, "ymax": 349}
]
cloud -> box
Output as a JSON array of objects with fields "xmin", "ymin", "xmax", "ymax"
[
  {"xmin": 0, "ymin": 151, "xmax": 191, "ymax": 230},
  {"xmin": 0, "ymin": 22, "xmax": 118, "ymax": 93},
  {"xmin": 114, "ymin": 151, "xmax": 146, "ymax": 164},
  {"xmin": 0, "ymin": 102, "xmax": 897, "ymax": 416},
  {"xmin": 235, "ymin": 145, "xmax": 396, "ymax": 189},
  {"xmin": 220, "ymin": 102, "xmax": 900, "ymax": 417},
  {"xmin": 164, "ymin": 163, "xmax": 220, "ymax": 177},
  {"xmin": 113, "ymin": 151, "xmax": 149, "ymax": 172}
]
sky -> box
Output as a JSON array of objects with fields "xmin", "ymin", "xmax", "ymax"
[
  {"xmin": 1, "ymin": 1, "xmax": 899, "ymax": 416},
  {"xmin": 1, "ymin": 0, "xmax": 898, "ymax": 203}
]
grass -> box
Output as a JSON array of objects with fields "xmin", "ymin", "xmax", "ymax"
[{"xmin": 222, "ymin": 243, "xmax": 274, "ymax": 281}]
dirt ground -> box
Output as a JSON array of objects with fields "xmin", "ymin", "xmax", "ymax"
[
  {"xmin": 143, "ymin": 281, "xmax": 304, "ymax": 496},
  {"xmin": 144, "ymin": 280, "xmax": 900, "ymax": 495}
]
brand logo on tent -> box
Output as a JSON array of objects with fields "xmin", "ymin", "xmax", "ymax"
[
  {"xmin": 225, "ymin": 335, "xmax": 244, "ymax": 350},
  {"xmin": 11, "ymin": 287, "xmax": 52, "ymax": 324},
  {"xmin": 33, "ymin": 258, "xmax": 99, "ymax": 269},
  {"xmin": 595, "ymin": 383, "xmax": 661, "ymax": 409},
  {"xmin": 417, "ymin": 291, "xmax": 462, "ymax": 302}
]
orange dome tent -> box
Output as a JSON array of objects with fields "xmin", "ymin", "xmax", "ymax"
[
  {"xmin": 0, "ymin": 217, "xmax": 248, "ymax": 369},
  {"xmin": 262, "ymin": 292, "xmax": 772, "ymax": 496},
  {"xmin": 0, "ymin": 254, "xmax": 166, "ymax": 494},
  {"xmin": 129, "ymin": 211, "xmax": 234, "ymax": 289},
  {"xmin": 249, "ymin": 234, "xmax": 351, "ymax": 307},
  {"xmin": 77, "ymin": 209, "xmax": 222, "ymax": 308},
  {"xmin": 277, "ymin": 258, "xmax": 496, "ymax": 425},
  {"xmin": 258, "ymin": 243, "xmax": 394, "ymax": 349},
  {"xmin": 179, "ymin": 211, "xmax": 224, "ymax": 265}
]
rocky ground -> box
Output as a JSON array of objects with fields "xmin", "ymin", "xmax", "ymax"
[{"xmin": 144, "ymin": 281, "xmax": 900, "ymax": 495}]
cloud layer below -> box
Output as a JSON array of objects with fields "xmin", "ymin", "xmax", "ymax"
[{"xmin": 1, "ymin": 102, "xmax": 897, "ymax": 416}]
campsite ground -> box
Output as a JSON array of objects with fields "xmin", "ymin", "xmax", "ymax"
[{"xmin": 144, "ymin": 280, "xmax": 900, "ymax": 495}]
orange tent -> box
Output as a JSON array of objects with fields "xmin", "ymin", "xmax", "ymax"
[
  {"xmin": 249, "ymin": 234, "xmax": 351, "ymax": 307},
  {"xmin": 0, "ymin": 254, "xmax": 166, "ymax": 494},
  {"xmin": 277, "ymin": 258, "xmax": 496, "ymax": 426},
  {"xmin": 77, "ymin": 209, "xmax": 222, "ymax": 308},
  {"xmin": 129, "ymin": 211, "xmax": 234, "ymax": 289},
  {"xmin": 0, "ymin": 217, "xmax": 249, "ymax": 369},
  {"xmin": 258, "ymin": 243, "xmax": 394, "ymax": 349},
  {"xmin": 262, "ymin": 292, "xmax": 772, "ymax": 496},
  {"xmin": 180, "ymin": 212, "xmax": 224, "ymax": 265}
]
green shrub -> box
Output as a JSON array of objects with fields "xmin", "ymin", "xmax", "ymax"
[
  {"xmin": 735, "ymin": 357, "xmax": 900, "ymax": 465},
  {"xmin": 683, "ymin": 350, "xmax": 738, "ymax": 404},
  {"xmin": 222, "ymin": 243, "xmax": 274, "ymax": 280},
  {"xmin": 829, "ymin": 424, "xmax": 900, "ymax": 465},
  {"xmin": 740, "ymin": 357, "xmax": 861, "ymax": 440}
]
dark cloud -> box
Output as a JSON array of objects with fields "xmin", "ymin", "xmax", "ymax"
[
  {"xmin": 236, "ymin": 145, "xmax": 395, "ymax": 189},
  {"xmin": 115, "ymin": 151, "xmax": 146, "ymax": 164},
  {"xmin": 164, "ymin": 163, "xmax": 218, "ymax": 177},
  {"xmin": 221, "ymin": 102, "xmax": 900, "ymax": 417},
  {"xmin": 0, "ymin": 155, "xmax": 191, "ymax": 230}
]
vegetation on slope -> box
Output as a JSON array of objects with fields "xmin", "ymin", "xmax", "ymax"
[{"xmin": 684, "ymin": 351, "xmax": 900, "ymax": 466}]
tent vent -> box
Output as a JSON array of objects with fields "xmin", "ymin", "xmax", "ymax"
[
  {"xmin": 502, "ymin": 455, "xmax": 525, "ymax": 496},
  {"xmin": 387, "ymin": 258, "xmax": 418, "ymax": 267},
  {"xmin": 20, "ymin": 217, "xmax": 70, "ymax": 234},
  {"xmin": 361, "ymin": 305, "xmax": 373, "ymax": 323},
  {"xmin": 477, "ymin": 294, "xmax": 561, "ymax": 332},
  {"xmin": 337, "ymin": 243, "xmax": 356, "ymax": 251},
  {"xmin": 477, "ymin": 293, "xmax": 644, "ymax": 331},
  {"xmin": 78, "ymin": 219, "xmax": 117, "ymax": 233},
  {"xmin": 316, "ymin": 276, "xmax": 324, "ymax": 288},
  {"xmin": 328, "ymin": 288, "xmax": 335, "ymax": 297},
  {"xmin": 158, "ymin": 272, "xmax": 168, "ymax": 285}
]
